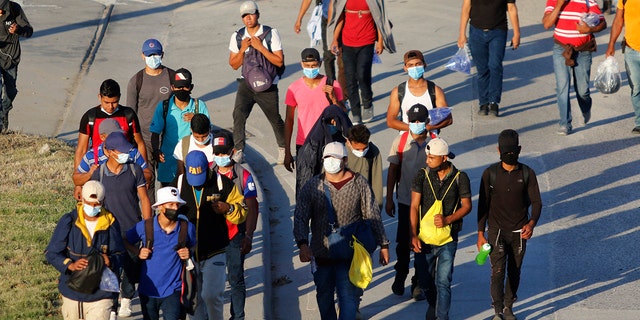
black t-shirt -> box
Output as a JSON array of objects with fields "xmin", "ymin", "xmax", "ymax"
[{"xmin": 469, "ymin": 0, "xmax": 515, "ymax": 31}]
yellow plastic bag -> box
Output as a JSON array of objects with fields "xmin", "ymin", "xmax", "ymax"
[
  {"xmin": 417, "ymin": 170, "xmax": 459, "ymax": 246},
  {"xmin": 349, "ymin": 235, "xmax": 373, "ymax": 289}
]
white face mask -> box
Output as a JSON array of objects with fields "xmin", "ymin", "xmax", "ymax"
[
  {"xmin": 323, "ymin": 157, "xmax": 343, "ymax": 174},
  {"xmin": 115, "ymin": 152, "xmax": 129, "ymax": 164},
  {"xmin": 194, "ymin": 134, "xmax": 212, "ymax": 146},
  {"xmin": 351, "ymin": 146, "xmax": 369, "ymax": 158},
  {"xmin": 145, "ymin": 55, "xmax": 162, "ymax": 69},
  {"xmin": 83, "ymin": 203, "xmax": 101, "ymax": 217}
]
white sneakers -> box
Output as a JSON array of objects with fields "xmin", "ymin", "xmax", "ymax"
[{"xmin": 118, "ymin": 298, "xmax": 132, "ymax": 318}]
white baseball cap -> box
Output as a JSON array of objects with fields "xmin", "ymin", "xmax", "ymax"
[{"xmin": 240, "ymin": 1, "xmax": 258, "ymax": 16}]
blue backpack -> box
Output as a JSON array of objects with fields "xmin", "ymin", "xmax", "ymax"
[{"xmin": 236, "ymin": 26, "xmax": 285, "ymax": 92}]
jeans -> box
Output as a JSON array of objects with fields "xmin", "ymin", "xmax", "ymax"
[
  {"xmin": 341, "ymin": 44, "xmax": 374, "ymax": 117},
  {"xmin": 313, "ymin": 262, "xmax": 363, "ymax": 320},
  {"xmin": 624, "ymin": 46, "xmax": 640, "ymax": 127},
  {"xmin": 140, "ymin": 290, "xmax": 182, "ymax": 320},
  {"xmin": 232, "ymin": 79, "xmax": 286, "ymax": 151},
  {"xmin": 193, "ymin": 253, "xmax": 226, "ymax": 320},
  {"xmin": 226, "ymin": 233, "xmax": 246, "ymax": 320},
  {"xmin": 0, "ymin": 65, "xmax": 18, "ymax": 126},
  {"xmin": 321, "ymin": 17, "xmax": 336, "ymax": 80},
  {"xmin": 414, "ymin": 241, "xmax": 458, "ymax": 320},
  {"xmin": 552, "ymin": 43, "xmax": 593, "ymax": 129},
  {"xmin": 488, "ymin": 228, "xmax": 526, "ymax": 313},
  {"xmin": 467, "ymin": 26, "xmax": 507, "ymax": 105}
]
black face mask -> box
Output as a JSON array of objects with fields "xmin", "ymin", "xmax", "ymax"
[
  {"xmin": 173, "ymin": 90, "xmax": 191, "ymax": 102},
  {"xmin": 163, "ymin": 209, "xmax": 179, "ymax": 221},
  {"xmin": 429, "ymin": 161, "xmax": 448, "ymax": 172},
  {"xmin": 500, "ymin": 152, "xmax": 519, "ymax": 165}
]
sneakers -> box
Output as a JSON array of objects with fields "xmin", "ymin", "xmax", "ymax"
[
  {"xmin": 362, "ymin": 106, "xmax": 374, "ymax": 123},
  {"xmin": 478, "ymin": 103, "xmax": 489, "ymax": 116},
  {"xmin": 582, "ymin": 111, "xmax": 591, "ymax": 125},
  {"xmin": 502, "ymin": 307, "xmax": 517, "ymax": 320},
  {"xmin": 411, "ymin": 285, "xmax": 426, "ymax": 301},
  {"xmin": 118, "ymin": 298, "xmax": 132, "ymax": 318},
  {"xmin": 492, "ymin": 314, "xmax": 503, "ymax": 320},
  {"xmin": 277, "ymin": 147, "xmax": 286, "ymax": 165},
  {"xmin": 488, "ymin": 103, "xmax": 499, "ymax": 117},
  {"xmin": 109, "ymin": 311, "xmax": 117, "ymax": 320},
  {"xmin": 352, "ymin": 114, "xmax": 362, "ymax": 125},
  {"xmin": 232, "ymin": 149, "xmax": 245, "ymax": 164},
  {"xmin": 391, "ymin": 274, "xmax": 405, "ymax": 296},
  {"xmin": 632, "ymin": 127, "xmax": 640, "ymax": 134},
  {"xmin": 556, "ymin": 125, "xmax": 572, "ymax": 136}
]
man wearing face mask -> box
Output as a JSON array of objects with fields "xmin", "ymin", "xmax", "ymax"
[
  {"xmin": 150, "ymin": 68, "xmax": 210, "ymax": 187},
  {"xmin": 410, "ymin": 138, "xmax": 472, "ymax": 320},
  {"xmin": 346, "ymin": 124, "xmax": 383, "ymax": 209},
  {"xmin": 45, "ymin": 180, "xmax": 124, "ymax": 320},
  {"xmin": 173, "ymin": 114, "xmax": 214, "ymax": 178},
  {"xmin": 89, "ymin": 131, "xmax": 152, "ymax": 317},
  {"xmin": 284, "ymin": 48, "xmax": 345, "ymax": 172},
  {"xmin": 386, "ymin": 103, "xmax": 430, "ymax": 300},
  {"xmin": 127, "ymin": 38, "xmax": 176, "ymax": 203},
  {"xmin": 386, "ymin": 50, "xmax": 452, "ymax": 134},
  {"xmin": 477, "ymin": 129, "xmax": 542, "ymax": 320},
  {"xmin": 210, "ymin": 131, "xmax": 259, "ymax": 320},
  {"xmin": 125, "ymin": 187, "xmax": 196, "ymax": 320},
  {"xmin": 294, "ymin": 142, "xmax": 389, "ymax": 320}
]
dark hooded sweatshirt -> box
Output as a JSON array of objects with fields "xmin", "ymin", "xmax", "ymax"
[{"xmin": 0, "ymin": 0, "xmax": 32, "ymax": 69}]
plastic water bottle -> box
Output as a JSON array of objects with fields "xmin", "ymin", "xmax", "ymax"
[{"xmin": 475, "ymin": 243, "xmax": 492, "ymax": 265}]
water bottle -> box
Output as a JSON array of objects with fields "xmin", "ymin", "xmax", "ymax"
[{"xmin": 475, "ymin": 243, "xmax": 492, "ymax": 265}]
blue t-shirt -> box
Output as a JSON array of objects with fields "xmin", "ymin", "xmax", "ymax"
[
  {"xmin": 149, "ymin": 98, "xmax": 210, "ymax": 183},
  {"xmin": 77, "ymin": 143, "xmax": 147, "ymax": 173},
  {"xmin": 126, "ymin": 216, "xmax": 196, "ymax": 298}
]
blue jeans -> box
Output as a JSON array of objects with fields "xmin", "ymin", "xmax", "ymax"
[
  {"xmin": 313, "ymin": 262, "xmax": 363, "ymax": 320},
  {"xmin": 414, "ymin": 241, "xmax": 457, "ymax": 320},
  {"xmin": 624, "ymin": 46, "xmax": 640, "ymax": 127},
  {"xmin": 341, "ymin": 44, "xmax": 374, "ymax": 117},
  {"xmin": 194, "ymin": 253, "xmax": 226, "ymax": 320},
  {"xmin": 0, "ymin": 65, "xmax": 17, "ymax": 124},
  {"xmin": 467, "ymin": 26, "xmax": 507, "ymax": 105},
  {"xmin": 226, "ymin": 233, "xmax": 246, "ymax": 320},
  {"xmin": 140, "ymin": 290, "xmax": 181, "ymax": 320},
  {"xmin": 552, "ymin": 43, "xmax": 593, "ymax": 129}
]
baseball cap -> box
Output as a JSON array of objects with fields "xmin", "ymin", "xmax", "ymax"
[
  {"xmin": 404, "ymin": 50, "xmax": 425, "ymax": 65},
  {"xmin": 172, "ymin": 68, "xmax": 193, "ymax": 88},
  {"xmin": 240, "ymin": 1, "xmax": 259, "ymax": 16},
  {"xmin": 322, "ymin": 142, "xmax": 347, "ymax": 159},
  {"xmin": 82, "ymin": 181, "xmax": 105, "ymax": 204},
  {"xmin": 185, "ymin": 150, "xmax": 209, "ymax": 186},
  {"xmin": 152, "ymin": 187, "xmax": 186, "ymax": 209},
  {"xmin": 406, "ymin": 103, "xmax": 430, "ymax": 123},
  {"xmin": 98, "ymin": 118, "xmax": 123, "ymax": 135},
  {"xmin": 301, "ymin": 48, "xmax": 321, "ymax": 62},
  {"xmin": 498, "ymin": 129, "xmax": 520, "ymax": 153},
  {"xmin": 427, "ymin": 138, "xmax": 455, "ymax": 159},
  {"xmin": 212, "ymin": 131, "xmax": 234, "ymax": 155},
  {"xmin": 104, "ymin": 131, "xmax": 133, "ymax": 153},
  {"xmin": 142, "ymin": 39, "xmax": 163, "ymax": 56}
]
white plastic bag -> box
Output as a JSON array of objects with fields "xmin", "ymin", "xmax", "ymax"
[
  {"xmin": 445, "ymin": 47, "xmax": 471, "ymax": 74},
  {"xmin": 99, "ymin": 267, "xmax": 120, "ymax": 293},
  {"xmin": 306, "ymin": 5, "xmax": 323, "ymax": 47},
  {"xmin": 594, "ymin": 56, "xmax": 621, "ymax": 94}
]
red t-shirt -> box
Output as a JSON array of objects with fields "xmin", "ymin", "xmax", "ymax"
[
  {"xmin": 342, "ymin": 0, "xmax": 377, "ymax": 47},
  {"xmin": 545, "ymin": 0, "xmax": 603, "ymax": 46}
]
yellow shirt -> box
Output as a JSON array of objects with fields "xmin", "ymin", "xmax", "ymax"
[{"xmin": 620, "ymin": 0, "xmax": 640, "ymax": 50}]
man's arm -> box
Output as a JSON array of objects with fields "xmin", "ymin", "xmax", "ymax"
[
  {"xmin": 15, "ymin": 6, "xmax": 33, "ymax": 38},
  {"xmin": 458, "ymin": 0, "xmax": 471, "ymax": 48},
  {"xmin": 386, "ymin": 87, "xmax": 409, "ymax": 131},
  {"xmin": 507, "ymin": 3, "xmax": 521, "ymax": 49},
  {"xmin": 409, "ymin": 191, "xmax": 422, "ymax": 253},
  {"xmin": 606, "ymin": 7, "xmax": 625, "ymax": 56},
  {"xmin": 133, "ymin": 132, "xmax": 148, "ymax": 164},
  {"xmin": 137, "ymin": 185, "xmax": 152, "ymax": 220},
  {"xmin": 542, "ymin": 1, "xmax": 565, "ymax": 30},
  {"xmin": 126, "ymin": 76, "xmax": 139, "ymax": 113},
  {"xmin": 229, "ymin": 34, "xmax": 252, "ymax": 70},
  {"xmin": 74, "ymin": 133, "xmax": 90, "ymax": 171},
  {"xmin": 385, "ymin": 162, "xmax": 399, "ymax": 217},
  {"xmin": 294, "ymin": 0, "xmax": 314, "ymax": 33},
  {"xmin": 241, "ymin": 197, "xmax": 260, "ymax": 254},
  {"xmin": 284, "ymin": 105, "xmax": 296, "ymax": 172}
]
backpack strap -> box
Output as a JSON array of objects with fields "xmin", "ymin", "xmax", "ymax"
[
  {"xmin": 181, "ymin": 135, "xmax": 191, "ymax": 162},
  {"xmin": 423, "ymin": 168, "xmax": 460, "ymax": 200},
  {"xmin": 325, "ymin": 76, "xmax": 334, "ymax": 105},
  {"xmin": 135, "ymin": 69, "xmax": 145, "ymax": 95},
  {"xmin": 426, "ymin": 80, "xmax": 437, "ymax": 107},
  {"xmin": 123, "ymin": 107, "xmax": 137, "ymax": 142},
  {"xmin": 162, "ymin": 98, "xmax": 170, "ymax": 136},
  {"xmin": 262, "ymin": 25, "xmax": 273, "ymax": 52},
  {"xmin": 396, "ymin": 81, "xmax": 406, "ymax": 109},
  {"xmin": 397, "ymin": 131, "xmax": 410, "ymax": 165},
  {"xmin": 489, "ymin": 162, "xmax": 530, "ymax": 204},
  {"xmin": 87, "ymin": 108, "xmax": 97, "ymax": 147},
  {"xmin": 144, "ymin": 218, "xmax": 154, "ymax": 249},
  {"xmin": 177, "ymin": 220, "xmax": 189, "ymax": 249}
]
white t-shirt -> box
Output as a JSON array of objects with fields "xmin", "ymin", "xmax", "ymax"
[
  {"xmin": 400, "ymin": 82, "xmax": 434, "ymax": 124},
  {"xmin": 85, "ymin": 219, "xmax": 98, "ymax": 239},
  {"xmin": 173, "ymin": 135, "xmax": 215, "ymax": 167}
]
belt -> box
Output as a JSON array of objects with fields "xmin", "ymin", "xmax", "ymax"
[{"xmin": 345, "ymin": 9, "xmax": 370, "ymax": 18}]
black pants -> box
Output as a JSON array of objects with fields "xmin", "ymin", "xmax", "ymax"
[
  {"xmin": 232, "ymin": 80, "xmax": 285, "ymax": 151},
  {"xmin": 341, "ymin": 44, "xmax": 374, "ymax": 117},
  {"xmin": 394, "ymin": 203, "xmax": 425, "ymax": 284},
  {"xmin": 488, "ymin": 227, "xmax": 527, "ymax": 312}
]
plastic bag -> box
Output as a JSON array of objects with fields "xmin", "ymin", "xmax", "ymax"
[
  {"xmin": 581, "ymin": 12, "xmax": 600, "ymax": 27},
  {"xmin": 594, "ymin": 56, "xmax": 621, "ymax": 94},
  {"xmin": 372, "ymin": 50, "xmax": 382, "ymax": 64},
  {"xmin": 306, "ymin": 5, "xmax": 323, "ymax": 47},
  {"xmin": 349, "ymin": 235, "xmax": 373, "ymax": 289},
  {"xmin": 99, "ymin": 267, "xmax": 120, "ymax": 293},
  {"xmin": 428, "ymin": 107, "xmax": 452, "ymax": 126},
  {"xmin": 445, "ymin": 47, "xmax": 471, "ymax": 74}
]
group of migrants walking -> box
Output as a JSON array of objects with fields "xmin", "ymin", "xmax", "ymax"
[{"xmin": 38, "ymin": 0, "xmax": 640, "ymax": 319}]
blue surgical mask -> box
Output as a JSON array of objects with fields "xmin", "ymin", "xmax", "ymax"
[
  {"xmin": 303, "ymin": 67, "xmax": 320, "ymax": 79},
  {"xmin": 323, "ymin": 157, "xmax": 343, "ymax": 174},
  {"xmin": 214, "ymin": 155, "xmax": 232, "ymax": 167},
  {"xmin": 407, "ymin": 65, "xmax": 425, "ymax": 80},
  {"xmin": 409, "ymin": 122, "xmax": 426, "ymax": 135},
  {"xmin": 83, "ymin": 203, "xmax": 101, "ymax": 217},
  {"xmin": 116, "ymin": 153, "xmax": 130, "ymax": 164},
  {"xmin": 145, "ymin": 55, "xmax": 162, "ymax": 69},
  {"xmin": 194, "ymin": 134, "xmax": 212, "ymax": 146},
  {"xmin": 351, "ymin": 146, "xmax": 369, "ymax": 158},
  {"xmin": 327, "ymin": 124, "xmax": 338, "ymax": 135}
]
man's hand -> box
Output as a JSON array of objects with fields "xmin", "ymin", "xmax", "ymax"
[
  {"xmin": 239, "ymin": 37, "xmax": 251, "ymax": 52},
  {"xmin": 68, "ymin": 258, "xmax": 89, "ymax": 272},
  {"xmin": 153, "ymin": 150, "xmax": 165, "ymax": 163},
  {"xmin": 73, "ymin": 185, "xmax": 83, "ymax": 201},
  {"xmin": 375, "ymin": 42, "xmax": 384, "ymax": 55},
  {"xmin": 101, "ymin": 254, "xmax": 111, "ymax": 268},
  {"xmin": 8, "ymin": 23, "xmax": 17, "ymax": 34},
  {"xmin": 183, "ymin": 112, "xmax": 195, "ymax": 122},
  {"xmin": 176, "ymin": 247, "xmax": 190, "ymax": 260},
  {"xmin": 322, "ymin": 85, "xmax": 337, "ymax": 104},
  {"xmin": 457, "ymin": 35, "xmax": 467, "ymax": 48},
  {"xmin": 434, "ymin": 214, "xmax": 446, "ymax": 228},
  {"xmin": 212, "ymin": 201, "xmax": 231, "ymax": 214},
  {"xmin": 385, "ymin": 198, "xmax": 395, "ymax": 217},
  {"xmin": 249, "ymin": 35, "xmax": 266, "ymax": 51},
  {"xmin": 379, "ymin": 247, "xmax": 389, "ymax": 266},
  {"xmin": 298, "ymin": 244, "xmax": 313, "ymax": 262},
  {"xmin": 294, "ymin": 21, "xmax": 302, "ymax": 34},
  {"xmin": 241, "ymin": 236, "xmax": 253, "ymax": 255},
  {"xmin": 521, "ymin": 222, "xmax": 535, "ymax": 240},
  {"xmin": 284, "ymin": 152, "xmax": 295, "ymax": 172},
  {"xmin": 477, "ymin": 233, "xmax": 488, "ymax": 251},
  {"xmin": 411, "ymin": 235, "xmax": 422, "ymax": 253},
  {"xmin": 139, "ymin": 247, "xmax": 152, "ymax": 260}
]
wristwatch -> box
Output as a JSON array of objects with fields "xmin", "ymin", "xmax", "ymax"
[{"xmin": 227, "ymin": 204, "xmax": 235, "ymax": 214}]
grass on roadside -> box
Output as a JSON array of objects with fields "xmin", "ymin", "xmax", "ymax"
[{"xmin": 0, "ymin": 132, "xmax": 75, "ymax": 319}]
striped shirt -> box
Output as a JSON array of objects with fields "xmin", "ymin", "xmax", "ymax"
[
  {"xmin": 545, "ymin": 0, "xmax": 603, "ymax": 46},
  {"xmin": 76, "ymin": 143, "xmax": 148, "ymax": 173}
]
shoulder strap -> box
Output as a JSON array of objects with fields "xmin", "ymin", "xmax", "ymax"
[
  {"xmin": 135, "ymin": 69, "xmax": 145, "ymax": 94},
  {"xmin": 162, "ymin": 99, "xmax": 170, "ymax": 134},
  {"xmin": 397, "ymin": 131, "xmax": 410, "ymax": 164},
  {"xmin": 236, "ymin": 27, "xmax": 246, "ymax": 50},
  {"xmin": 322, "ymin": 178, "xmax": 337, "ymax": 234},
  {"xmin": 123, "ymin": 107, "xmax": 136, "ymax": 142},
  {"xmin": 262, "ymin": 25, "xmax": 273, "ymax": 52},
  {"xmin": 99, "ymin": 164, "xmax": 105, "ymax": 183},
  {"xmin": 522, "ymin": 164, "xmax": 530, "ymax": 186},
  {"xmin": 129, "ymin": 163, "xmax": 137, "ymax": 179},
  {"xmin": 181, "ymin": 135, "xmax": 191, "ymax": 162},
  {"xmin": 325, "ymin": 76, "xmax": 334, "ymax": 105},
  {"xmin": 87, "ymin": 108, "xmax": 97, "ymax": 144},
  {"xmin": 397, "ymin": 81, "xmax": 406, "ymax": 107},
  {"xmin": 489, "ymin": 162, "xmax": 500, "ymax": 194},
  {"xmin": 144, "ymin": 218, "xmax": 154, "ymax": 249},
  {"xmin": 424, "ymin": 168, "xmax": 460, "ymax": 200},
  {"xmin": 177, "ymin": 220, "xmax": 188, "ymax": 249},
  {"xmin": 194, "ymin": 99, "xmax": 199, "ymax": 114},
  {"xmin": 426, "ymin": 80, "xmax": 437, "ymax": 107}
]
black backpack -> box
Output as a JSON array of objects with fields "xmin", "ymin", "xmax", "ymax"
[{"xmin": 236, "ymin": 26, "xmax": 285, "ymax": 92}]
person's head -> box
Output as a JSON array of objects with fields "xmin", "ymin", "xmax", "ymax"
[
  {"xmin": 426, "ymin": 138, "xmax": 455, "ymax": 172},
  {"xmin": 240, "ymin": 1, "xmax": 260, "ymax": 27},
  {"xmin": 171, "ymin": 68, "xmax": 194, "ymax": 102},
  {"xmin": 322, "ymin": 142, "xmax": 348, "ymax": 175},
  {"xmin": 498, "ymin": 129, "xmax": 521, "ymax": 166},
  {"xmin": 185, "ymin": 150, "xmax": 209, "ymax": 187},
  {"xmin": 403, "ymin": 50, "xmax": 426, "ymax": 81},
  {"xmin": 300, "ymin": 48, "xmax": 322, "ymax": 79},
  {"xmin": 141, "ymin": 39, "xmax": 164, "ymax": 69},
  {"xmin": 98, "ymin": 79, "xmax": 121, "ymax": 114},
  {"xmin": 406, "ymin": 103, "xmax": 430, "ymax": 136},
  {"xmin": 98, "ymin": 118, "xmax": 124, "ymax": 141},
  {"xmin": 190, "ymin": 114, "xmax": 212, "ymax": 145},
  {"xmin": 81, "ymin": 180, "xmax": 105, "ymax": 219},
  {"xmin": 212, "ymin": 131, "xmax": 235, "ymax": 168},
  {"xmin": 104, "ymin": 131, "xmax": 133, "ymax": 165},
  {"xmin": 152, "ymin": 187, "xmax": 186, "ymax": 221},
  {"xmin": 347, "ymin": 124, "xmax": 370, "ymax": 158}
]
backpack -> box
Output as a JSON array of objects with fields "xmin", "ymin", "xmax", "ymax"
[
  {"xmin": 134, "ymin": 68, "xmax": 176, "ymax": 95},
  {"xmin": 396, "ymin": 80, "xmax": 437, "ymax": 109},
  {"xmin": 418, "ymin": 169, "xmax": 460, "ymax": 246},
  {"xmin": 86, "ymin": 107, "xmax": 137, "ymax": 146},
  {"xmin": 236, "ymin": 26, "xmax": 286, "ymax": 92},
  {"xmin": 488, "ymin": 162, "xmax": 531, "ymax": 206}
]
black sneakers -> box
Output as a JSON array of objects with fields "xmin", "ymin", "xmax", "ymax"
[
  {"xmin": 488, "ymin": 103, "xmax": 499, "ymax": 117},
  {"xmin": 478, "ymin": 103, "xmax": 489, "ymax": 115}
]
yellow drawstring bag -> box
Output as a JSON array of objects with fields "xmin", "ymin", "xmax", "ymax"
[
  {"xmin": 418, "ymin": 170, "xmax": 460, "ymax": 246},
  {"xmin": 349, "ymin": 235, "xmax": 373, "ymax": 289}
]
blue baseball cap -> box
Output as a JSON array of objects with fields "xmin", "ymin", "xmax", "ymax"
[
  {"xmin": 142, "ymin": 39, "xmax": 163, "ymax": 56},
  {"xmin": 185, "ymin": 150, "xmax": 209, "ymax": 186},
  {"xmin": 104, "ymin": 131, "xmax": 133, "ymax": 153}
]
